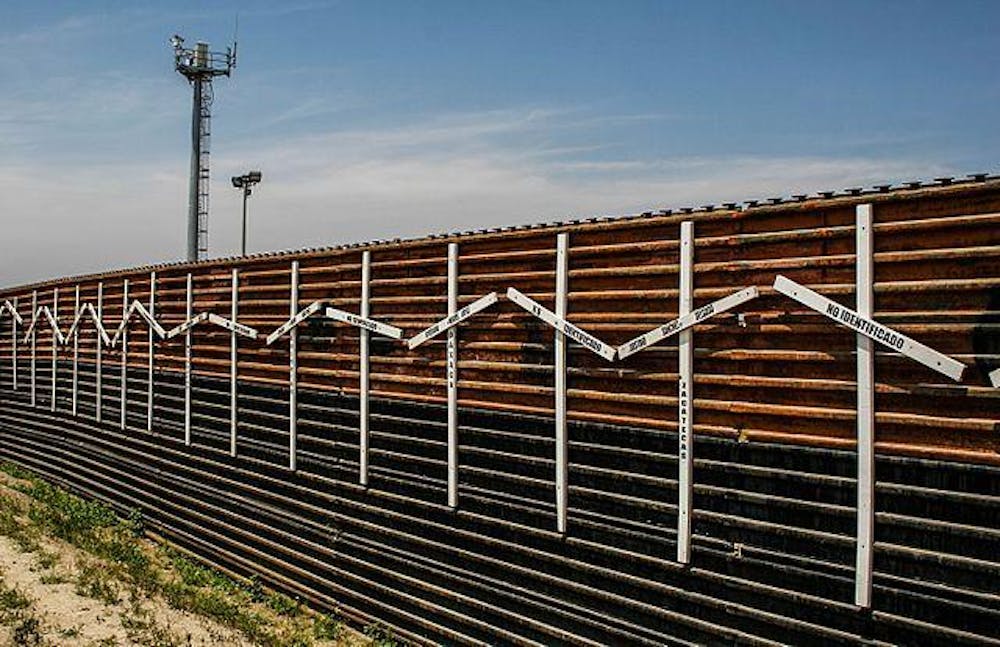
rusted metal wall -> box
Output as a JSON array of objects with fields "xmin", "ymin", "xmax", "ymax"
[
  {"xmin": 1, "ymin": 179, "xmax": 997, "ymax": 463},
  {"xmin": 0, "ymin": 177, "xmax": 997, "ymax": 644}
]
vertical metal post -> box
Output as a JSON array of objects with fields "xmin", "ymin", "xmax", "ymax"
[
  {"xmin": 447, "ymin": 243, "xmax": 459, "ymax": 508},
  {"xmin": 184, "ymin": 273, "xmax": 193, "ymax": 446},
  {"xmin": 72, "ymin": 285, "xmax": 80, "ymax": 415},
  {"xmin": 289, "ymin": 261, "xmax": 299, "ymax": 471},
  {"xmin": 359, "ymin": 252, "xmax": 370, "ymax": 485},
  {"xmin": 51, "ymin": 288, "xmax": 58, "ymax": 411},
  {"xmin": 555, "ymin": 233, "xmax": 569, "ymax": 534},
  {"xmin": 677, "ymin": 221, "xmax": 695, "ymax": 564},
  {"xmin": 96, "ymin": 282, "xmax": 103, "ymax": 422},
  {"xmin": 230, "ymin": 268, "xmax": 238, "ymax": 457},
  {"xmin": 855, "ymin": 204, "xmax": 875, "ymax": 608},
  {"xmin": 241, "ymin": 189, "xmax": 249, "ymax": 257},
  {"xmin": 11, "ymin": 296, "xmax": 17, "ymax": 391},
  {"xmin": 147, "ymin": 272, "xmax": 156, "ymax": 432},
  {"xmin": 120, "ymin": 279, "xmax": 128, "ymax": 430},
  {"xmin": 30, "ymin": 290, "xmax": 36, "ymax": 407}
]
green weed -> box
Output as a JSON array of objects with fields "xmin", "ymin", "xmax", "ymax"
[
  {"xmin": 75, "ymin": 560, "xmax": 121, "ymax": 606},
  {"xmin": 0, "ymin": 464, "xmax": 371, "ymax": 646},
  {"xmin": 34, "ymin": 549, "xmax": 58, "ymax": 570},
  {"xmin": 364, "ymin": 622, "xmax": 397, "ymax": 647},
  {"xmin": 0, "ymin": 462, "xmax": 34, "ymax": 481},
  {"xmin": 120, "ymin": 599, "xmax": 187, "ymax": 647},
  {"xmin": 0, "ymin": 576, "xmax": 48, "ymax": 646},
  {"xmin": 313, "ymin": 612, "xmax": 344, "ymax": 640},
  {"xmin": 0, "ymin": 582, "xmax": 32, "ymax": 620},
  {"xmin": 39, "ymin": 571, "xmax": 69, "ymax": 585}
]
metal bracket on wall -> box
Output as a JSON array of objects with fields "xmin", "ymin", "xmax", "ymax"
[
  {"xmin": 96, "ymin": 283, "xmax": 103, "ymax": 422},
  {"xmin": 51, "ymin": 288, "xmax": 58, "ymax": 412},
  {"xmin": 357, "ymin": 252, "xmax": 373, "ymax": 486},
  {"xmin": 184, "ymin": 274, "xmax": 193, "ymax": 445},
  {"xmin": 72, "ymin": 286, "xmax": 80, "ymax": 415},
  {"xmin": 854, "ymin": 204, "xmax": 875, "ymax": 609},
  {"xmin": 506, "ymin": 233, "xmax": 619, "ymax": 533},
  {"xmin": 229, "ymin": 269, "xmax": 239, "ymax": 456},
  {"xmin": 30, "ymin": 291, "xmax": 36, "ymax": 406},
  {"xmin": 147, "ymin": 272, "xmax": 156, "ymax": 433}
]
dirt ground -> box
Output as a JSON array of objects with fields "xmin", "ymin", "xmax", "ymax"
[
  {"xmin": 0, "ymin": 467, "xmax": 376, "ymax": 647},
  {"xmin": 0, "ymin": 533, "xmax": 245, "ymax": 645}
]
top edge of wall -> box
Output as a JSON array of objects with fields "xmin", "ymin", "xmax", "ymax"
[{"xmin": 6, "ymin": 172, "xmax": 999, "ymax": 293}]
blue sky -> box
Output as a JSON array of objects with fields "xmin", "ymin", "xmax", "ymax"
[{"xmin": 1, "ymin": 1, "xmax": 997, "ymax": 285}]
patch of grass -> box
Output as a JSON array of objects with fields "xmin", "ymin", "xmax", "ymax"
[
  {"xmin": 0, "ymin": 494, "xmax": 43, "ymax": 554},
  {"xmin": 266, "ymin": 591, "xmax": 302, "ymax": 617},
  {"xmin": 75, "ymin": 559, "xmax": 121, "ymax": 606},
  {"xmin": 120, "ymin": 599, "xmax": 188, "ymax": 647},
  {"xmin": 0, "ymin": 575, "xmax": 49, "ymax": 646},
  {"xmin": 39, "ymin": 571, "xmax": 69, "ymax": 585},
  {"xmin": 58, "ymin": 625, "xmax": 81, "ymax": 638},
  {"xmin": 0, "ymin": 462, "xmax": 34, "ymax": 481},
  {"xmin": 164, "ymin": 548, "xmax": 214, "ymax": 589},
  {"xmin": 0, "ymin": 581, "xmax": 32, "ymax": 621},
  {"xmin": 9, "ymin": 525, "xmax": 42, "ymax": 554},
  {"xmin": 34, "ymin": 549, "xmax": 59, "ymax": 571},
  {"xmin": 363, "ymin": 622, "xmax": 397, "ymax": 647},
  {"xmin": 0, "ymin": 464, "xmax": 372, "ymax": 646},
  {"xmin": 313, "ymin": 612, "xmax": 343, "ymax": 640},
  {"xmin": 12, "ymin": 613, "xmax": 46, "ymax": 646},
  {"xmin": 23, "ymin": 478, "xmax": 119, "ymax": 547}
]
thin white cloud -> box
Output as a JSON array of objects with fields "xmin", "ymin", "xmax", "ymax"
[
  {"xmin": 0, "ymin": 106, "xmax": 954, "ymax": 287},
  {"xmin": 0, "ymin": 15, "xmax": 97, "ymax": 49}
]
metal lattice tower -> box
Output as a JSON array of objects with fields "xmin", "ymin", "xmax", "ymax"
[{"xmin": 171, "ymin": 36, "xmax": 236, "ymax": 262}]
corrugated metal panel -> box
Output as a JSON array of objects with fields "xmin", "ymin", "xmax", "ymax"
[
  {"xmin": 1, "ymin": 180, "xmax": 996, "ymax": 463},
  {"xmin": 0, "ymin": 178, "xmax": 997, "ymax": 644}
]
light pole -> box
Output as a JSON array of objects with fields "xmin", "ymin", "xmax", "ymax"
[{"xmin": 231, "ymin": 171, "xmax": 262, "ymax": 256}]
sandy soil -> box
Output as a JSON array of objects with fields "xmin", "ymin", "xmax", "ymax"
[
  {"xmin": 0, "ymin": 471, "xmax": 365, "ymax": 647},
  {"xmin": 0, "ymin": 526, "xmax": 247, "ymax": 646}
]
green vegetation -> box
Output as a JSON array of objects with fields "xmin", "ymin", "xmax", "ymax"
[
  {"xmin": 0, "ymin": 576, "xmax": 45, "ymax": 646},
  {"xmin": 0, "ymin": 461, "xmax": 379, "ymax": 646},
  {"xmin": 364, "ymin": 622, "xmax": 398, "ymax": 647}
]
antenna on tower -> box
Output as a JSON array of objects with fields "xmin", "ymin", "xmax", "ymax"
[
  {"xmin": 171, "ymin": 33, "xmax": 237, "ymax": 262},
  {"xmin": 232, "ymin": 15, "xmax": 239, "ymax": 66}
]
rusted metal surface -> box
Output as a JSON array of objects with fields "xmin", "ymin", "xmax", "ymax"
[
  {"xmin": 0, "ymin": 177, "xmax": 998, "ymax": 643},
  {"xmin": 1, "ymin": 179, "xmax": 997, "ymax": 464},
  {"xmin": 0, "ymin": 373, "xmax": 997, "ymax": 644}
]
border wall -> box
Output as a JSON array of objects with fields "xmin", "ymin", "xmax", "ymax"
[{"xmin": 0, "ymin": 178, "xmax": 997, "ymax": 644}]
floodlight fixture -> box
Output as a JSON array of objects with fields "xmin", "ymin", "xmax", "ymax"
[{"xmin": 231, "ymin": 171, "xmax": 262, "ymax": 256}]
